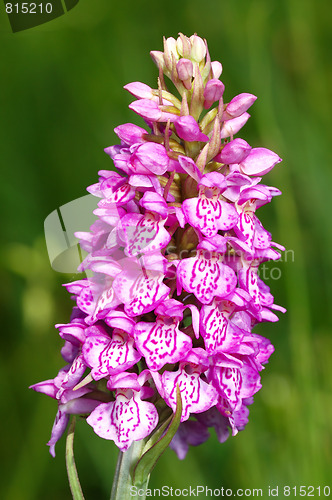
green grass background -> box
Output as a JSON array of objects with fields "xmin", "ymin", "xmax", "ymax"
[{"xmin": 1, "ymin": 0, "xmax": 332, "ymax": 498}]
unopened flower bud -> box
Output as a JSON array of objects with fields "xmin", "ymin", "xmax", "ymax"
[
  {"xmin": 223, "ymin": 93, "xmax": 257, "ymax": 120},
  {"xmin": 165, "ymin": 36, "xmax": 180, "ymax": 59},
  {"xmin": 190, "ymin": 34, "xmax": 207, "ymax": 63},
  {"xmin": 129, "ymin": 99, "xmax": 178, "ymax": 122},
  {"xmin": 114, "ymin": 124, "xmax": 147, "ymax": 145},
  {"xmin": 176, "ymin": 33, "xmax": 191, "ymax": 58},
  {"xmin": 150, "ymin": 51, "xmax": 166, "ymax": 72},
  {"xmin": 124, "ymin": 82, "xmax": 153, "ymax": 99},
  {"xmin": 174, "ymin": 116, "xmax": 209, "ymax": 142},
  {"xmin": 211, "ymin": 61, "xmax": 223, "ymax": 79},
  {"xmin": 176, "ymin": 59, "xmax": 193, "ymax": 90},
  {"xmin": 220, "ymin": 112, "xmax": 250, "ymax": 139},
  {"xmin": 239, "ymin": 147, "xmax": 282, "ymax": 176},
  {"xmin": 203, "ymin": 79, "xmax": 225, "ymax": 109},
  {"xmin": 163, "ymin": 36, "xmax": 180, "ymax": 71},
  {"xmin": 176, "ymin": 59, "xmax": 193, "ymax": 81},
  {"xmin": 214, "ymin": 138, "xmax": 251, "ymax": 164}
]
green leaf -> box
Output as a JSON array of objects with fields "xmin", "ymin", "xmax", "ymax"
[
  {"xmin": 141, "ymin": 414, "xmax": 172, "ymax": 455},
  {"xmin": 66, "ymin": 417, "xmax": 85, "ymax": 500},
  {"xmin": 133, "ymin": 385, "xmax": 182, "ymax": 487}
]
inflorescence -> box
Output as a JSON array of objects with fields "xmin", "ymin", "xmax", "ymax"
[{"xmin": 31, "ymin": 33, "xmax": 285, "ymax": 460}]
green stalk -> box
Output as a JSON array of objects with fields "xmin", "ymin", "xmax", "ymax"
[
  {"xmin": 111, "ymin": 387, "xmax": 182, "ymax": 500},
  {"xmin": 110, "ymin": 441, "xmax": 149, "ymax": 500},
  {"xmin": 66, "ymin": 417, "xmax": 85, "ymax": 500}
]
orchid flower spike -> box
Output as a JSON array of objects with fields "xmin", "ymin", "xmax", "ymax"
[{"xmin": 32, "ymin": 33, "xmax": 285, "ymax": 465}]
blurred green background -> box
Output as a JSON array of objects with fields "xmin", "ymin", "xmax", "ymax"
[{"xmin": 1, "ymin": 0, "xmax": 332, "ymax": 498}]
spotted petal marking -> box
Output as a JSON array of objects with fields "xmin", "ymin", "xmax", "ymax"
[
  {"xmin": 77, "ymin": 286, "xmax": 95, "ymax": 316},
  {"xmin": 214, "ymin": 366, "xmax": 242, "ymax": 411},
  {"xmin": 234, "ymin": 212, "xmax": 255, "ymax": 251},
  {"xmin": 200, "ymin": 300, "xmax": 243, "ymax": 354},
  {"xmin": 182, "ymin": 186, "xmax": 238, "ymax": 237},
  {"xmin": 228, "ymin": 404, "xmax": 250, "ymax": 435},
  {"xmin": 162, "ymin": 365, "xmax": 218, "ymax": 422},
  {"xmin": 240, "ymin": 362, "xmax": 262, "ymax": 398},
  {"xmin": 120, "ymin": 213, "xmax": 171, "ymax": 257},
  {"xmin": 99, "ymin": 177, "xmax": 136, "ymax": 205},
  {"xmin": 113, "ymin": 265, "xmax": 170, "ymax": 317},
  {"xmin": 89, "ymin": 285, "xmax": 121, "ymax": 324},
  {"xmin": 83, "ymin": 328, "xmax": 141, "ymax": 380},
  {"xmin": 134, "ymin": 318, "xmax": 192, "ymax": 371},
  {"xmin": 238, "ymin": 260, "xmax": 261, "ymax": 309},
  {"xmin": 55, "ymin": 355, "xmax": 86, "ymax": 400},
  {"xmin": 253, "ymin": 217, "xmax": 272, "ymax": 249},
  {"xmin": 86, "ymin": 389, "xmax": 158, "ymax": 451},
  {"xmin": 177, "ymin": 250, "xmax": 237, "ymax": 305},
  {"xmin": 234, "ymin": 211, "xmax": 271, "ymax": 255}
]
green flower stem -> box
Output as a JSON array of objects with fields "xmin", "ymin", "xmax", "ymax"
[
  {"xmin": 66, "ymin": 417, "xmax": 85, "ymax": 500},
  {"xmin": 111, "ymin": 441, "xmax": 149, "ymax": 500}
]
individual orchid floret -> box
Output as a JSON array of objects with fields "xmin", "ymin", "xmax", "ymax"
[
  {"xmin": 114, "ymin": 123, "xmax": 148, "ymax": 145},
  {"xmin": 86, "ymin": 384, "xmax": 158, "ymax": 451},
  {"xmin": 211, "ymin": 60, "xmax": 223, "ymax": 79},
  {"xmin": 119, "ymin": 211, "xmax": 171, "ymax": 257},
  {"xmin": 30, "ymin": 353, "xmax": 100, "ymax": 456},
  {"xmin": 112, "ymin": 254, "xmax": 170, "ymax": 317},
  {"xmin": 237, "ymin": 183, "xmax": 281, "ymax": 207},
  {"xmin": 220, "ymin": 112, "xmax": 250, "ymax": 139},
  {"xmin": 130, "ymin": 142, "xmax": 170, "ymax": 175},
  {"xmin": 97, "ymin": 172, "xmax": 136, "ymax": 206},
  {"xmin": 214, "ymin": 138, "xmax": 252, "ymax": 164},
  {"xmin": 176, "ymin": 33, "xmax": 207, "ymax": 63},
  {"xmin": 163, "ymin": 36, "xmax": 180, "ymax": 67},
  {"xmin": 176, "ymin": 59, "xmax": 193, "ymax": 89},
  {"xmin": 188, "ymin": 34, "xmax": 207, "ymax": 63},
  {"xmin": 235, "ymin": 147, "xmax": 282, "ymax": 176},
  {"xmin": 129, "ymin": 98, "xmax": 179, "ymax": 123},
  {"xmin": 174, "ymin": 115, "xmax": 209, "ymax": 142},
  {"xmin": 203, "ymin": 79, "xmax": 225, "ymax": 109},
  {"xmin": 124, "ymin": 82, "xmax": 156, "ymax": 100},
  {"xmin": 139, "ymin": 191, "xmax": 169, "ymax": 217},
  {"xmin": 124, "ymin": 82, "xmax": 175, "ymax": 106},
  {"xmin": 223, "ymin": 93, "xmax": 257, "ymax": 120},
  {"xmin": 177, "ymin": 250, "xmax": 237, "ymax": 304},
  {"xmin": 161, "ymin": 349, "xmax": 218, "ymax": 421},
  {"xmin": 150, "ymin": 50, "xmax": 166, "ymax": 73},
  {"xmin": 182, "ymin": 172, "xmax": 238, "ymax": 237},
  {"xmin": 133, "ymin": 304, "xmax": 192, "ymax": 371},
  {"xmin": 200, "ymin": 297, "xmax": 248, "ymax": 355},
  {"xmin": 82, "ymin": 324, "xmax": 141, "ymax": 379}
]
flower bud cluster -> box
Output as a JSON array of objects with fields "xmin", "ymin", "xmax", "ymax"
[{"xmin": 31, "ymin": 33, "xmax": 285, "ymax": 459}]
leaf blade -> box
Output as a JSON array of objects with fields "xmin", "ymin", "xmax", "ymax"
[{"xmin": 133, "ymin": 385, "xmax": 182, "ymax": 486}]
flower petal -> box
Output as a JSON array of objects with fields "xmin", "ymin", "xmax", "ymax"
[
  {"xmin": 83, "ymin": 327, "xmax": 141, "ymax": 379},
  {"xmin": 177, "ymin": 251, "xmax": 237, "ymax": 304},
  {"xmin": 134, "ymin": 319, "xmax": 192, "ymax": 371},
  {"xmin": 240, "ymin": 148, "xmax": 281, "ymax": 176},
  {"xmin": 162, "ymin": 365, "xmax": 218, "ymax": 421},
  {"xmin": 86, "ymin": 389, "xmax": 158, "ymax": 451}
]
